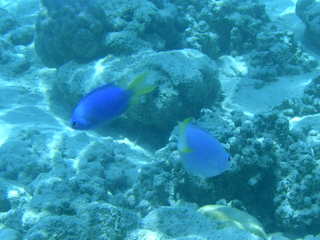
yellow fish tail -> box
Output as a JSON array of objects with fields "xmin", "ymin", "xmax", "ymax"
[{"xmin": 128, "ymin": 72, "xmax": 156, "ymax": 104}]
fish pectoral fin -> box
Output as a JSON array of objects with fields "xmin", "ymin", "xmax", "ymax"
[{"xmin": 182, "ymin": 147, "xmax": 193, "ymax": 154}]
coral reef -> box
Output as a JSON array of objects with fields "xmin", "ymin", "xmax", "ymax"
[
  {"xmin": 1, "ymin": 0, "xmax": 320, "ymax": 239},
  {"xmin": 35, "ymin": 0, "xmax": 107, "ymax": 67},
  {"xmin": 247, "ymin": 26, "xmax": 317, "ymax": 82},
  {"xmin": 173, "ymin": 0, "xmax": 316, "ymax": 82},
  {"xmin": 0, "ymin": 8, "xmax": 17, "ymax": 34},
  {"xmin": 296, "ymin": 0, "xmax": 320, "ymax": 49},
  {"xmin": 35, "ymin": 0, "xmax": 184, "ymax": 68},
  {"xmin": 276, "ymin": 75, "xmax": 320, "ymax": 116}
]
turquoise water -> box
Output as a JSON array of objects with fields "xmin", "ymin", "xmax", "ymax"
[{"xmin": 0, "ymin": 0, "xmax": 320, "ymax": 239}]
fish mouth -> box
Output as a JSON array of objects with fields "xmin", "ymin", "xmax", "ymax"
[{"xmin": 70, "ymin": 120, "xmax": 83, "ymax": 130}]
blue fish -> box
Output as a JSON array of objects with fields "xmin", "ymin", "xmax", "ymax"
[
  {"xmin": 177, "ymin": 119, "xmax": 231, "ymax": 178},
  {"xmin": 71, "ymin": 73, "xmax": 154, "ymax": 130}
]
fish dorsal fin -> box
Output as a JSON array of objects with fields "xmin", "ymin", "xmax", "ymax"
[{"xmin": 84, "ymin": 83, "xmax": 115, "ymax": 98}]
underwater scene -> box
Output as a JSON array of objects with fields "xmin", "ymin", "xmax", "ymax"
[{"xmin": 1, "ymin": 0, "xmax": 320, "ymax": 239}]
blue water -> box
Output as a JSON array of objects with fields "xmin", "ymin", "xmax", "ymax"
[{"xmin": 0, "ymin": 0, "xmax": 320, "ymax": 239}]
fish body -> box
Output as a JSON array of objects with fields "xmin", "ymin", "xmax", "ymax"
[
  {"xmin": 178, "ymin": 119, "xmax": 230, "ymax": 178},
  {"xmin": 71, "ymin": 73, "xmax": 154, "ymax": 130},
  {"xmin": 71, "ymin": 84, "xmax": 131, "ymax": 129}
]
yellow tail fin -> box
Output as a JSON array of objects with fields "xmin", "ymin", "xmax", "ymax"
[
  {"xmin": 128, "ymin": 72, "xmax": 156, "ymax": 104},
  {"xmin": 178, "ymin": 118, "xmax": 193, "ymax": 154}
]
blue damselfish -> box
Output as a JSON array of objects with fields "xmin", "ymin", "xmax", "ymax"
[
  {"xmin": 71, "ymin": 73, "xmax": 154, "ymax": 130},
  {"xmin": 177, "ymin": 119, "xmax": 231, "ymax": 178}
]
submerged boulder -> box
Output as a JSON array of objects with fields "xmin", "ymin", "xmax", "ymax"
[
  {"xmin": 296, "ymin": 0, "xmax": 320, "ymax": 49},
  {"xmin": 35, "ymin": 0, "xmax": 108, "ymax": 68}
]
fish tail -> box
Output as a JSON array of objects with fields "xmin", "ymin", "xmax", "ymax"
[
  {"xmin": 128, "ymin": 72, "xmax": 156, "ymax": 104},
  {"xmin": 179, "ymin": 118, "xmax": 192, "ymax": 136},
  {"xmin": 178, "ymin": 118, "xmax": 193, "ymax": 153}
]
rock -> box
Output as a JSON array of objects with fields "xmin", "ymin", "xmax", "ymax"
[
  {"xmin": 126, "ymin": 229, "xmax": 166, "ymax": 240},
  {"xmin": 0, "ymin": 228, "xmax": 21, "ymax": 240},
  {"xmin": 296, "ymin": 0, "xmax": 320, "ymax": 49},
  {"xmin": 34, "ymin": 0, "xmax": 184, "ymax": 68},
  {"xmin": 142, "ymin": 205, "xmax": 264, "ymax": 240},
  {"xmin": 35, "ymin": 0, "xmax": 108, "ymax": 67},
  {"xmin": 0, "ymin": 39, "xmax": 32, "ymax": 75},
  {"xmin": 247, "ymin": 26, "xmax": 317, "ymax": 82},
  {"xmin": 274, "ymin": 139, "xmax": 320, "ymax": 232},
  {"xmin": 198, "ymin": 204, "xmax": 267, "ymax": 239},
  {"xmin": 79, "ymin": 202, "xmax": 139, "ymax": 240},
  {"xmin": 0, "ymin": 127, "xmax": 51, "ymax": 184},
  {"xmin": 142, "ymin": 206, "xmax": 218, "ymax": 238},
  {"xmin": 104, "ymin": 31, "xmax": 150, "ymax": 54},
  {"xmin": 0, "ymin": 9, "xmax": 17, "ymax": 34},
  {"xmin": 290, "ymin": 114, "xmax": 320, "ymax": 132},
  {"xmin": 24, "ymin": 215, "xmax": 88, "ymax": 240},
  {"xmin": 9, "ymin": 25, "xmax": 34, "ymax": 46},
  {"xmin": 99, "ymin": 0, "xmax": 183, "ymax": 51}
]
